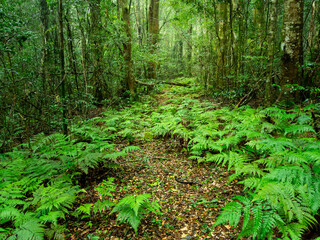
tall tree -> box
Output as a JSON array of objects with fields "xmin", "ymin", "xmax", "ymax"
[
  {"xmin": 121, "ymin": 0, "xmax": 135, "ymax": 94},
  {"xmin": 65, "ymin": 9, "xmax": 79, "ymax": 94},
  {"xmin": 39, "ymin": 0, "xmax": 50, "ymax": 94},
  {"xmin": 216, "ymin": 1, "xmax": 228, "ymax": 89},
  {"xmin": 147, "ymin": 0, "xmax": 160, "ymax": 80},
  {"xmin": 58, "ymin": 0, "xmax": 67, "ymax": 135},
  {"xmin": 265, "ymin": 0, "xmax": 278, "ymax": 105},
  {"xmin": 280, "ymin": 0, "xmax": 304, "ymax": 101},
  {"xmin": 89, "ymin": 0, "xmax": 105, "ymax": 102},
  {"xmin": 253, "ymin": 0, "xmax": 265, "ymax": 49}
]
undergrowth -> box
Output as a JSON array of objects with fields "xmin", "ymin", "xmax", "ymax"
[
  {"xmin": 148, "ymin": 79, "xmax": 320, "ymax": 239},
  {"xmin": 0, "ymin": 111, "xmax": 147, "ymax": 238},
  {"xmin": 1, "ymin": 77, "xmax": 320, "ymax": 239}
]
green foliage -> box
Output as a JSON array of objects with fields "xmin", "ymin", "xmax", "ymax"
[
  {"xmin": 74, "ymin": 178, "xmax": 116, "ymax": 219},
  {"xmin": 140, "ymin": 84, "xmax": 320, "ymax": 239},
  {"xmin": 111, "ymin": 194, "xmax": 161, "ymax": 233},
  {"xmin": 204, "ymin": 104, "xmax": 320, "ymax": 239},
  {"xmin": 0, "ymin": 110, "xmax": 144, "ymax": 239}
]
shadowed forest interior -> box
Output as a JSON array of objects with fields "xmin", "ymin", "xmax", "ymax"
[{"xmin": 1, "ymin": 0, "xmax": 320, "ymax": 239}]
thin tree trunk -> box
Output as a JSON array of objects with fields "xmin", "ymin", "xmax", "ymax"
[
  {"xmin": 89, "ymin": 0, "xmax": 105, "ymax": 102},
  {"xmin": 254, "ymin": 0, "xmax": 265, "ymax": 49},
  {"xmin": 265, "ymin": 0, "xmax": 278, "ymax": 105},
  {"xmin": 58, "ymin": 0, "xmax": 68, "ymax": 135},
  {"xmin": 39, "ymin": 0, "xmax": 49, "ymax": 94},
  {"xmin": 309, "ymin": 1, "xmax": 319, "ymax": 62},
  {"xmin": 216, "ymin": 2, "xmax": 227, "ymax": 89},
  {"xmin": 121, "ymin": 0, "xmax": 135, "ymax": 94},
  {"xmin": 65, "ymin": 10, "xmax": 79, "ymax": 94},
  {"xmin": 147, "ymin": 0, "xmax": 160, "ymax": 80},
  {"xmin": 187, "ymin": 25, "xmax": 192, "ymax": 76},
  {"xmin": 76, "ymin": 8, "xmax": 88, "ymax": 94},
  {"xmin": 135, "ymin": 0, "xmax": 143, "ymax": 46}
]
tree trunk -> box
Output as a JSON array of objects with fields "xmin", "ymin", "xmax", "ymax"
[
  {"xmin": 65, "ymin": 10, "xmax": 79, "ymax": 94},
  {"xmin": 309, "ymin": 1, "xmax": 319, "ymax": 62},
  {"xmin": 76, "ymin": 8, "xmax": 88, "ymax": 94},
  {"xmin": 135, "ymin": 0, "xmax": 143, "ymax": 46},
  {"xmin": 280, "ymin": 0, "xmax": 304, "ymax": 102},
  {"xmin": 39, "ymin": 0, "xmax": 49, "ymax": 95},
  {"xmin": 216, "ymin": 1, "xmax": 227, "ymax": 89},
  {"xmin": 265, "ymin": 0, "xmax": 278, "ymax": 105},
  {"xmin": 187, "ymin": 25, "xmax": 192, "ymax": 76},
  {"xmin": 89, "ymin": 0, "xmax": 105, "ymax": 102},
  {"xmin": 254, "ymin": 0, "xmax": 265, "ymax": 49},
  {"xmin": 147, "ymin": 0, "xmax": 160, "ymax": 80},
  {"xmin": 58, "ymin": 0, "xmax": 68, "ymax": 135},
  {"xmin": 121, "ymin": 0, "xmax": 135, "ymax": 94}
]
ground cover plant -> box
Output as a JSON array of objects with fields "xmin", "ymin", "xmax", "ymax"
[{"xmin": 1, "ymin": 78, "xmax": 320, "ymax": 239}]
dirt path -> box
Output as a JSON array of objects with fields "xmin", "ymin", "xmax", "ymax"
[{"xmin": 68, "ymin": 87, "xmax": 243, "ymax": 239}]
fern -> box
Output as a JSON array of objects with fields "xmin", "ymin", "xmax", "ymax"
[
  {"xmin": 111, "ymin": 194, "xmax": 161, "ymax": 233},
  {"xmin": 74, "ymin": 178, "xmax": 116, "ymax": 218},
  {"xmin": 284, "ymin": 124, "xmax": 316, "ymax": 136},
  {"xmin": 215, "ymin": 196, "xmax": 285, "ymax": 240},
  {"xmin": 32, "ymin": 183, "xmax": 79, "ymax": 216},
  {"xmin": 214, "ymin": 201, "xmax": 243, "ymax": 227},
  {"xmin": 8, "ymin": 212, "xmax": 45, "ymax": 240}
]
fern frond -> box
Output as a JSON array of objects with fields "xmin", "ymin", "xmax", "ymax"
[
  {"xmin": 111, "ymin": 194, "xmax": 161, "ymax": 233},
  {"xmin": 39, "ymin": 211, "xmax": 65, "ymax": 225},
  {"xmin": 121, "ymin": 146, "xmax": 141, "ymax": 153},
  {"xmin": 93, "ymin": 199, "xmax": 114, "ymax": 214},
  {"xmin": 44, "ymin": 224, "xmax": 66, "ymax": 240},
  {"xmin": 247, "ymin": 137, "xmax": 297, "ymax": 153},
  {"xmin": 284, "ymin": 124, "xmax": 315, "ymax": 136},
  {"xmin": 239, "ymin": 177, "xmax": 262, "ymax": 190},
  {"xmin": 279, "ymin": 222, "xmax": 307, "ymax": 240},
  {"xmin": 74, "ymin": 204, "xmax": 93, "ymax": 218},
  {"xmin": 0, "ymin": 206, "xmax": 21, "ymax": 221},
  {"xmin": 214, "ymin": 201, "xmax": 242, "ymax": 227},
  {"xmin": 13, "ymin": 213, "xmax": 45, "ymax": 240}
]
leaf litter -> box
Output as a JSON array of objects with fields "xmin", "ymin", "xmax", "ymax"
[{"xmin": 67, "ymin": 83, "xmax": 244, "ymax": 239}]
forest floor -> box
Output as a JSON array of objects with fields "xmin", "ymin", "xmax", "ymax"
[{"xmin": 67, "ymin": 81, "xmax": 244, "ymax": 239}]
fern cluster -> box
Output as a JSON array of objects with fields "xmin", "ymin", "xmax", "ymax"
[
  {"xmin": 74, "ymin": 178, "xmax": 117, "ymax": 220},
  {"xmin": 145, "ymin": 83, "xmax": 320, "ymax": 239},
  {"xmin": 0, "ymin": 113, "xmax": 142, "ymax": 239},
  {"xmin": 75, "ymin": 179, "xmax": 161, "ymax": 234},
  {"xmin": 111, "ymin": 194, "xmax": 161, "ymax": 233},
  {"xmin": 205, "ymin": 105, "xmax": 320, "ymax": 239}
]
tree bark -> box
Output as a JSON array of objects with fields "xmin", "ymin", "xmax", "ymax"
[
  {"xmin": 58, "ymin": 0, "xmax": 68, "ymax": 135},
  {"xmin": 89, "ymin": 0, "xmax": 105, "ymax": 102},
  {"xmin": 265, "ymin": 0, "xmax": 278, "ymax": 105},
  {"xmin": 121, "ymin": 0, "xmax": 135, "ymax": 94},
  {"xmin": 254, "ymin": 0, "xmax": 265, "ymax": 49},
  {"xmin": 216, "ymin": 1, "xmax": 227, "ymax": 89},
  {"xmin": 280, "ymin": 0, "xmax": 304, "ymax": 102},
  {"xmin": 147, "ymin": 0, "xmax": 160, "ymax": 80},
  {"xmin": 65, "ymin": 10, "xmax": 79, "ymax": 94},
  {"xmin": 187, "ymin": 25, "xmax": 192, "ymax": 76},
  {"xmin": 309, "ymin": 1, "xmax": 319, "ymax": 62},
  {"xmin": 76, "ymin": 8, "xmax": 88, "ymax": 94},
  {"xmin": 39, "ymin": 0, "xmax": 49, "ymax": 94}
]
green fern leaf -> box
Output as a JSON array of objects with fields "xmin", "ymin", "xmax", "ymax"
[
  {"xmin": 39, "ymin": 211, "xmax": 65, "ymax": 225},
  {"xmin": 214, "ymin": 201, "xmax": 242, "ymax": 227},
  {"xmin": 284, "ymin": 125, "xmax": 315, "ymax": 136}
]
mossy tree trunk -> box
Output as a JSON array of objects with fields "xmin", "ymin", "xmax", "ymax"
[
  {"xmin": 89, "ymin": 0, "xmax": 105, "ymax": 102},
  {"xmin": 121, "ymin": 0, "xmax": 135, "ymax": 95},
  {"xmin": 147, "ymin": 0, "xmax": 160, "ymax": 80},
  {"xmin": 265, "ymin": 0, "xmax": 278, "ymax": 105},
  {"xmin": 280, "ymin": 0, "xmax": 304, "ymax": 102},
  {"xmin": 58, "ymin": 0, "xmax": 68, "ymax": 135},
  {"xmin": 216, "ymin": 1, "xmax": 228, "ymax": 89}
]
